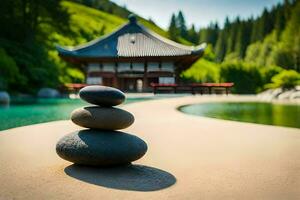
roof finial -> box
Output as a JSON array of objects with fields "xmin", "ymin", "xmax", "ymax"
[{"xmin": 128, "ymin": 14, "xmax": 137, "ymax": 24}]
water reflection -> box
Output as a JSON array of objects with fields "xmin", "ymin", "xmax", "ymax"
[{"xmin": 180, "ymin": 102, "xmax": 300, "ymax": 128}]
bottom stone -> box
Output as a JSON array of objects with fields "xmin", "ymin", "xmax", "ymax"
[{"xmin": 56, "ymin": 130, "xmax": 148, "ymax": 166}]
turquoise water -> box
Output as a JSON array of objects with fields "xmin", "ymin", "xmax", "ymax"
[
  {"xmin": 0, "ymin": 97, "xmax": 152, "ymax": 131},
  {"xmin": 179, "ymin": 102, "xmax": 300, "ymax": 128}
]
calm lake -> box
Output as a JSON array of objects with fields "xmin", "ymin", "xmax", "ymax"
[
  {"xmin": 0, "ymin": 97, "xmax": 154, "ymax": 131},
  {"xmin": 179, "ymin": 102, "xmax": 300, "ymax": 129}
]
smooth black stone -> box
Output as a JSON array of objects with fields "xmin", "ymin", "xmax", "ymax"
[
  {"xmin": 56, "ymin": 130, "xmax": 147, "ymax": 166},
  {"xmin": 79, "ymin": 86, "xmax": 125, "ymax": 106},
  {"xmin": 71, "ymin": 106, "xmax": 134, "ymax": 130}
]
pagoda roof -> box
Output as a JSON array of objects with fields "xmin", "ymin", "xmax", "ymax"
[{"xmin": 57, "ymin": 15, "xmax": 206, "ymax": 59}]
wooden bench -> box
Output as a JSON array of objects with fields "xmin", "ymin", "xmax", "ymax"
[{"xmin": 151, "ymin": 83, "xmax": 234, "ymax": 95}]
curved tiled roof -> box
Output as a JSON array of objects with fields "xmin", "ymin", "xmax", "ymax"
[{"xmin": 57, "ymin": 16, "xmax": 206, "ymax": 58}]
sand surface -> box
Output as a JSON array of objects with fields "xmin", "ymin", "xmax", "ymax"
[{"xmin": 0, "ymin": 95, "xmax": 299, "ymax": 200}]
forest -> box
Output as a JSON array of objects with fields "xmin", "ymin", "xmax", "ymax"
[
  {"xmin": 170, "ymin": 0, "xmax": 300, "ymax": 93},
  {"xmin": 0, "ymin": 0, "xmax": 299, "ymax": 94}
]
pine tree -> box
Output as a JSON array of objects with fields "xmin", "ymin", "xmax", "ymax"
[
  {"xmin": 234, "ymin": 22, "xmax": 249, "ymax": 58},
  {"xmin": 274, "ymin": 4, "xmax": 285, "ymax": 33},
  {"xmin": 177, "ymin": 11, "xmax": 188, "ymax": 39},
  {"xmin": 226, "ymin": 17, "xmax": 240, "ymax": 54},
  {"xmin": 168, "ymin": 13, "xmax": 179, "ymax": 41},
  {"xmin": 188, "ymin": 24, "xmax": 199, "ymax": 44},
  {"xmin": 281, "ymin": 0, "xmax": 300, "ymax": 71},
  {"xmin": 215, "ymin": 31, "xmax": 226, "ymax": 62}
]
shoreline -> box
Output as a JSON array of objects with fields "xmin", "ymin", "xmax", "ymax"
[{"xmin": 1, "ymin": 94, "xmax": 299, "ymax": 132}]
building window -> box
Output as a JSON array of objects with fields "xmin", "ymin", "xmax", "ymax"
[
  {"xmin": 132, "ymin": 62, "xmax": 144, "ymax": 72},
  {"xmin": 87, "ymin": 63, "xmax": 100, "ymax": 73},
  {"xmin": 102, "ymin": 63, "xmax": 115, "ymax": 72},
  {"xmin": 86, "ymin": 77, "xmax": 103, "ymax": 85},
  {"xmin": 147, "ymin": 62, "xmax": 159, "ymax": 72},
  {"xmin": 159, "ymin": 77, "xmax": 175, "ymax": 84},
  {"xmin": 161, "ymin": 62, "xmax": 174, "ymax": 72},
  {"xmin": 118, "ymin": 62, "xmax": 131, "ymax": 72}
]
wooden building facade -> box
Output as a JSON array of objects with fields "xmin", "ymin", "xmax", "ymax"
[{"xmin": 57, "ymin": 15, "xmax": 205, "ymax": 92}]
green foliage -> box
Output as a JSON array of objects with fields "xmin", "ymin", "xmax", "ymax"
[
  {"xmin": 280, "ymin": 0, "xmax": 300, "ymax": 71},
  {"xmin": 267, "ymin": 44, "xmax": 294, "ymax": 69},
  {"xmin": 199, "ymin": 22, "xmax": 219, "ymax": 47},
  {"xmin": 177, "ymin": 11, "xmax": 188, "ymax": 40},
  {"xmin": 0, "ymin": 39, "xmax": 61, "ymax": 93},
  {"xmin": 260, "ymin": 65, "xmax": 283, "ymax": 85},
  {"xmin": 57, "ymin": 1, "xmax": 125, "ymax": 45},
  {"xmin": 179, "ymin": 0, "xmax": 299, "ymax": 94},
  {"xmin": 245, "ymin": 31, "xmax": 279, "ymax": 66},
  {"xmin": 265, "ymin": 70, "xmax": 300, "ymax": 89},
  {"xmin": 244, "ymin": 0, "xmax": 299, "ymax": 71},
  {"xmin": 220, "ymin": 61, "xmax": 263, "ymax": 94},
  {"xmin": 202, "ymin": 44, "xmax": 216, "ymax": 61},
  {"xmin": 214, "ymin": 31, "xmax": 226, "ymax": 62},
  {"xmin": 69, "ymin": 0, "xmax": 176, "ymax": 41},
  {"xmin": 70, "ymin": 0, "xmax": 132, "ymax": 18},
  {"xmin": 199, "ymin": 0, "xmax": 298, "ymax": 63},
  {"xmin": 0, "ymin": 0, "xmax": 69, "ymax": 42},
  {"xmin": 224, "ymin": 52, "xmax": 242, "ymax": 62},
  {"xmin": 0, "ymin": 48, "xmax": 24, "ymax": 90},
  {"xmin": 188, "ymin": 25, "xmax": 199, "ymax": 45},
  {"xmin": 181, "ymin": 59, "xmax": 220, "ymax": 83},
  {"xmin": 168, "ymin": 14, "xmax": 180, "ymax": 41}
]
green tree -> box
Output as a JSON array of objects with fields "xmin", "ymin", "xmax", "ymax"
[
  {"xmin": 0, "ymin": 48, "xmax": 25, "ymax": 90},
  {"xmin": 245, "ymin": 41, "xmax": 262, "ymax": 64},
  {"xmin": 280, "ymin": 0, "xmax": 300, "ymax": 71},
  {"xmin": 177, "ymin": 11, "xmax": 188, "ymax": 39},
  {"xmin": 215, "ymin": 31, "xmax": 226, "ymax": 62},
  {"xmin": 188, "ymin": 24, "xmax": 199, "ymax": 44},
  {"xmin": 265, "ymin": 70, "xmax": 300, "ymax": 89},
  {"xmin": 168, "ymin": 13, "xmax": 179, "ymax": 41},
  {"xmin": 260, "ymin": 65, "xmax": 283, "ymax": 85},
  {"xmin": 215, "ymin": 17, "xmax": 230, "ymax": 61},
  {"xmin": 181, "ymin": 59, "xmax": 220, "ymax": 83},
  {"xmin": 220, "ymin": 61, "xmax": 263, "ymax": 94},
  {"xmin": 199, "ymin": 22, "xmax": 219, "ymax": 47},
  {"xmin": 0, "ymin": 0, "xmax": 69, "ymax": 42}
]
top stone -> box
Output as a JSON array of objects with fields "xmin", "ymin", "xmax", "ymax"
[{"xmin": 79, "ymin": 86, "xmax": 125, "ymax": 106}]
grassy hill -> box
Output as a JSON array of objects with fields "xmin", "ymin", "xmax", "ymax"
[{"xmin": 49, "ymin": 1, "xmax": 188, "ymax": 47}]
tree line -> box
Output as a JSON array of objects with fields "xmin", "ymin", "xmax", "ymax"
[{"xmin": 168, "ymin": 0, "xmax": 299, "ymax": 72}]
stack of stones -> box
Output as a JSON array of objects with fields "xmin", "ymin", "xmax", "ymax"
[{"xmin": 56, "ymin": 86, "xmax": 147, "ymax": 167}]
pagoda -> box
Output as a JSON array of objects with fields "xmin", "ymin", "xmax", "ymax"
[{"xmin": 57, "ymin": 15, "xmax": 205, "ymax": 92}]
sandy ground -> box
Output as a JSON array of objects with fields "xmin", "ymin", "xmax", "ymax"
[{"xmin": 0, "ymin": 95, "xmax": 299, "ymax": 200}]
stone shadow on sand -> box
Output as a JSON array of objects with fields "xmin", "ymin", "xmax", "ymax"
[{"xmin": 64, "ymin": 164, "xmax": 176, "ymax": 191}]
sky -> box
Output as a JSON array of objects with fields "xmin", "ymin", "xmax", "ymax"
[{"xmin": 111, "ymin": 0, "xmax": 283, "ymax": 29}]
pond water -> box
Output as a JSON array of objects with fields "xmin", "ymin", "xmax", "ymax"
[
  {"xmin": 179, "ymin": 102, "xmax": 300, "ymax": 129},
  {"xmin": 0, "ymin": 97, "xmax": 154, "ymax": 131}
]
